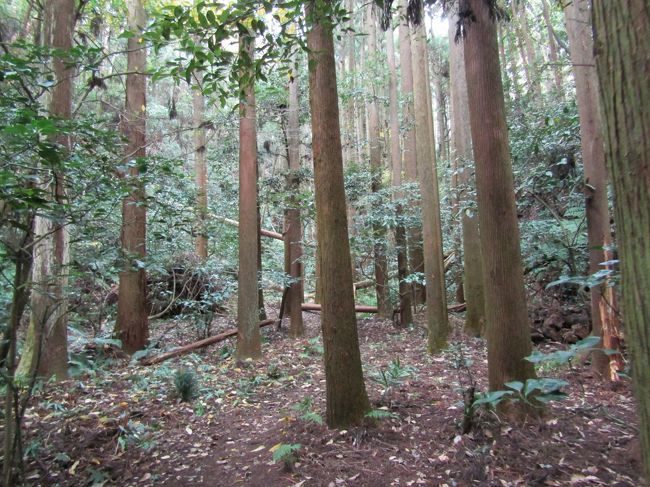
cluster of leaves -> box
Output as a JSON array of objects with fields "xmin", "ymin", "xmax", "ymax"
[
  {"xmin": 471, "ymin": 337, "xmax": 611, "ymax": 414},
  {"xmin": 371, "ymin": 357, "xmax": 416, "ymax": 405}
]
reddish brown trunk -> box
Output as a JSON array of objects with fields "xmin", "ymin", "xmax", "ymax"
[
  {"xmin": 412, "ymin": 10, "xmax": 449, "ymax": 352},
  {"xmin": 286, "ymin": 56, "xmax": 304, "ymax": 337},
  {"xmin": 463, "ymin": 0, "xmax": 536, "ymax": 391},
  {"xmin": 398, "ymin": 0, "xmax": 425, "ymax": 305},
  {"xmin": 387, "ymin": 23, "xmax": 413, "ymax": 327},
  {"xmin": 307, "ymin": 0, "xmax": 370, "ymax": 427},
  {"xmin": 449, "ymin": 12, "xmax": 485, "ymax": 337},
  {"xmin": 237, "ymin": 33, "xmax": 262, "ymax": 360},
  {"xmin": 367, "ymin": 4, "xmax": 390, "ymax": 318},
  {"xmin": 115, "ymin": 0, "xmax": 148, "ymax": 354},
  {"xmin": 592, "ymin": 0, "xmax": 650, "ymax": 475},
  {"xmin": 564, "ymin": 0, "xmax": 623, "ymax": 380}
]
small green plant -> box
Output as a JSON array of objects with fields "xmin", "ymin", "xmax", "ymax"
[
  {"xmin": 292, "ymin": 395, "xmax": 323, "ymax": 425},
  {"xmin": 300, "ymin": 337, "xmax": 324, "ymax": 358},
  {"xmin": 365, "ymin": 408, "xmax": 398, "ymax": 420},
  {"xmin": 526, "ymin": 335, "xmax": 612, "ymax": 367},
  {"xmin": 271, "ymin": 443, "xmax": 301, "ymax": 472},
  {"xmin": 117, "ymin": 420, "xmax": 156, "ymax": 452},
  {"xmin": 472, "ymin": 377, "xmax": 570, "ymax": 412},
  {"xmin": 370, "ymin": 357, "xmax": 416, "ymax": 404},
  {"xmin": 266, "ymin": 362, "xmax": 283, "ymax": 380},
  {"xmin": 173, "ymin": 368, "xmax": 197, "ymax": 402}
]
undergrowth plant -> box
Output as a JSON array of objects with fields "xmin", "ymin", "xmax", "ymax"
[
  {"xmin": 370, "ymin": 357, "xmax": 416, "ymax": 405},
  {"xmin": 173, "ymin": 368, "xmax": 197, "ymax": 402},
  {"xmin": 292, "ymin": 395, "xmax": 323, "ymax": 425},
  {"xmin": 270, "ymin": 443, "xmax": 301, "ymax": 472}
]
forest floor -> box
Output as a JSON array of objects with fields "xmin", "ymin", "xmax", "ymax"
[{"xmin": 18, "ymin": 308, "xmax": 643, "ymax": 486}]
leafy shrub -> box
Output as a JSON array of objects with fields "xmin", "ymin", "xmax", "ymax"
[{"xmin": 173, "ymin": 368, "xmax": 197, "ymax": 402}]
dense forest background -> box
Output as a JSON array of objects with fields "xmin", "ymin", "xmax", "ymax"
[{"xmin": 1, "ymin": 0, "xmax": 649, "ymax": 485}]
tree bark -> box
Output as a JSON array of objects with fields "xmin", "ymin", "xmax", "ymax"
[
  {"xmin": 17, "ymin": 0, "xmax": 74, "ymax": 378},
  {"xmin": 591, "ymin": 0, "xmax": 650, "ymax": 476},
  {"xmin": 193, "ymin": 71, "xmax": 208, "ymax": 260},
  {"xmin": 237, "ymin": 32, "xmax": 262, "ymax": 360},
  {"xmin": 307, "ymin": 0, "xmax": 370, "ymax": 428},
  {"xmin": 411, "ymin": 8, "xmax": 449, "ymax": 353},
  {"xmin": 115, "ymin": 0, "xmax": 148, "ymax": 354},
  {"xmin": 366, "ymin": 4, "xmax": 390, "ymax": 318},
  {"xmin": 541, "ymin": 0, "xmax": 563, "ymax": 94},
  {"xmin": 564, "ymin": 0, "xmax": 623, "ymax": 380},
  {"xmin": 286, "ymin": 55, "xmax": 304, "ymax": 337},
  {"xmin": 463, "ymin": 0, "xmax": 536, "ymax": 391},
  {"xmin": 398, "ymin": 0, "xmax": 425, "ymax": 305},
  {"xmin": 449, "ymin": 12, "xmax": 486, "ymax": 337},
  {"xmin": 387, "ymin": 23, "xmax": 414, "ymax": 327}
]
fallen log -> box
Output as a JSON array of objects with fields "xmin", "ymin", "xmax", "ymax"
[
  {"xmin": 217, "ymin": 216, "xmax": 284, "ymax": 241},
  {"xmin": 448, "ymin": 302, "xmax": 466, "ymax": 312},
  {"xmin": 139, "ymin": 318, "xmax": 276, "ymax": 366},
  {"xmin": 301, "ymin": 303, "xmax": 377, "ymax": 313}
]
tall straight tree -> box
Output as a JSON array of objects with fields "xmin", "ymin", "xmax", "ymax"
[
  {"xmin": 306, "ymin": 0, "xmax": 370, "ymax": 427},
  {"xmin": 564, "ymin": 0, "xmax": 622, "ymax": 380},
  {"xmin": 448, "ymin": 11, "xmax": 485, "ymax": 337},
  {"xmin": 286, "ymin": 54, "xmax": 304, "ymax": 337},
  {"xmin": 462, "ymin": 0, "xmax": 536, "ymax": 391},
  {"xmin": 541, "ymin": 0, "xmax": 563, "ymax": 94},
  {"xmin": 236, "ymin": 31, "xmax": 262, "ymax": 360},
  {"xmin": 192, "ymin": 71, "xmax": 208, "ymax": 261},
  {"xmin": 115, "ymin": 0, "xmax": 148, "ymax": 354},
  {"xmin": 591, "ymin": 0, "xmax": 650, "ymax": 476},
  {"xmin": 386, "ymin": 22, "xmax": 413, "ymax": 327},
  {"xmin": 398, "ymin": 0, "xmax": 425, "ymax": 305},
  {"xmin": 366, "ymin": 4, "xmax": 390, "ymax": 318},
  {"xmin": 16, "ymin": 0, "xmax": 74, "ymax": 379},
  {"xmin": 411, "ymin": 6, "xmax": 449, "ymax": 352}
]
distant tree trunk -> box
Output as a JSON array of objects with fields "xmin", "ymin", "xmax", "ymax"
[
  {"xmin": 114, "ymin": 0, "xmax": 148, "ymax": 354},
  {"xmin": 514, "ymin": 0, "xmax": 540, "ymax": 96},
  {"xmin": 17, "ymin": 0, "xmax": 74, "ymax": 378},
  {"xmin": 257, "ymin": 201, "xmax": 266, "ymax": 321},
  {"xmin": 192, "ymin": 71, "xmax": 208, "ymax": 261},
  {"xmin": 502, "ymin": 23, "xmax": 522, "ymax": 105},
  {"xmin": 237, "ymin": 33, "xmax": 262, "ymax": 360},
  {"xmin": 387, "ymin": 23, "xmax": 413, "ymax": 327},
  {"xmin": 367, "ymin": 4, "xmax": 390, "ymax": 318},
  {"xmin": 398, "ymin": 0, "xmax": 425, "ymax": 306},
  {"xmin": 411, "ymin": 8, "xmax": 449, "ymax": 353},
  {"xmin": 541, "ymin": 0, "xmax": 563, "ymax": 94},
  {"xmin": 346, "ymin": 0, "xmax": 359, "ymax": 166},
  {"xmin": 449, "ymin": 12, "xmax": 485, "ymax": 337},
  {"xmin": 564, "ymin": 0, "xmax": 623, "ymax": 380},
  {"xmin": 287, "ymin": 57, "xmax": 304, "ymax": 337},
  {"xmin": 432, "ymin": 49, "xmax": 449, "ymax": 165},
  {"xmin": 592, "ymin": 0, "xmax": 650, "ymax": 476},
  {"xmin": 307, "ymin": 0, "xmax": 370, "ymax": 427},
  {"xmin": 463, "ymin": 0, "xmax": 536, "ymax": 391}
]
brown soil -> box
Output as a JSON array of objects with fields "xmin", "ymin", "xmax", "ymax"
[{"xmin": 17, "ymin": 310, "xmax": 643, "ymax": 486}]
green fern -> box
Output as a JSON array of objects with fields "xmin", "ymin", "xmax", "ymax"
[
  {"xmin": 365, "ymin": 408, "xmax": 397, "ymax": 420},
  {"xmin": 272, "ymin": 443, "xmax": 301, "ymax": 471}
]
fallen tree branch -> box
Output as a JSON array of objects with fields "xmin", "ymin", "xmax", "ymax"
[
  {"xmin": 301, "ymin": 303, "xmax": 377, "ymax": 313},
  {"xmin": 139, "ymin": 319, "xmax": 276, "ymax": 366},
  {"xmin": 448, "ymin": 302, "xmax": 466, "ymax": 312},
  {"xmin": 216, "ymin": 216, "xmax": 284, "ymax": 241}
]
